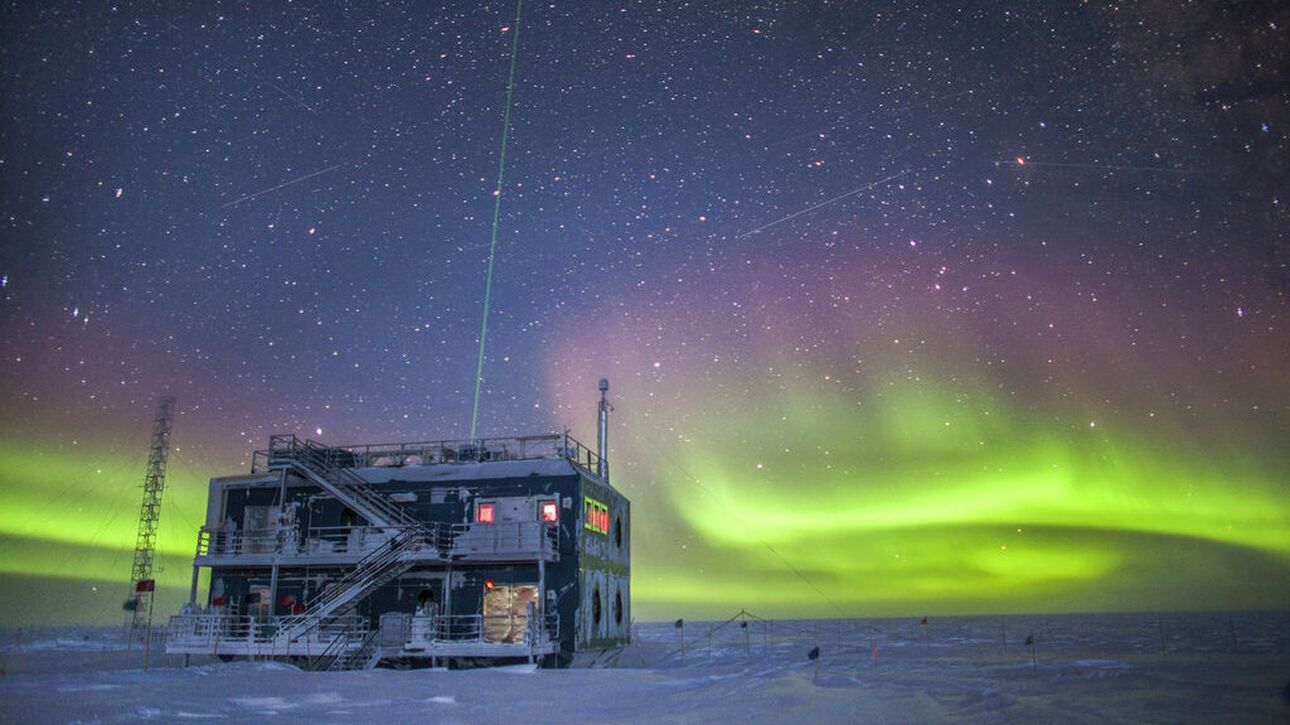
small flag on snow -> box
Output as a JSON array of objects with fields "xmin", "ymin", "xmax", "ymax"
[
  {"xmin": 134, "ymin": 579, "xmax": 155, "ymax": 593},
  {"xmin": 807, "ymin": 646, "xmax": 820, "ymax": 660},
  {"xmin": 920, "ymin": 617, "xmax": 928, "ymax": 625},
  {"xmin": 674, "ymin": 618, "xmax": 684, "ymax": 629}
]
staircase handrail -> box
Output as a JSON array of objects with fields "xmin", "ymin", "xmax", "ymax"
[
  {"xmin": 282, "ymin": 527, "xmax": 435, "ymax": 641},
  {"xmin": 276, "ymin": 438, "xmax": 424, "ymax": 531},
  {"xmin": 307, "ymin": 625, "xmax": 357, "ymax": 670},
  {"xmin": 325, "ymin": 629, "xmax": 381, "ymax": 671}
]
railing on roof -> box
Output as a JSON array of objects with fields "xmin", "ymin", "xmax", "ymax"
[{"xmin": 251, "ymin": 432, "xmax": 605, "ymax": 479}]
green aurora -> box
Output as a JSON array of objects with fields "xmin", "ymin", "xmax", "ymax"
[
  {"xmin": 3, "ymin": 0, "xmax": 1290, "ymax": 630},
  {"xmin": 1, "ymin": 358, "xmax": 1286, "ymax": 624},
  {"xmin": 0, "ymin": 441, "xmax": 208, "ymax": 623},
  {"xmin": 623, "ymin": 379, "xmax": 1289, "ymax": 616},
  {"xmin": 546, "ymin": 286, "xmax": 1290, "ymax": 621}
]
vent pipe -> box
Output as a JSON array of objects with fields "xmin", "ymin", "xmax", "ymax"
[{"xmin": 597, "ymin": 378, "xmax": 610, "ymax": 479}]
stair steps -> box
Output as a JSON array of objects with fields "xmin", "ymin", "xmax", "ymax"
[{"xmin": 265, "ymin": 436, "xmax": 444, "ymax": 646}]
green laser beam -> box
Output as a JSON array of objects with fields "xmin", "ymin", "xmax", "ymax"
[{"xmin": 469, "ymin": 0, "xmax": 525, "ymax": 441}]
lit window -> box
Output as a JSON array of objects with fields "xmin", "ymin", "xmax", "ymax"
[
  {"xmin": 541, "ymin": 501, "xmax": 559, "ymax": 523},
  {"xmin": 583, "ymin": 497, "xmax": 609, "ymax": 534},
  {"xmin": 477, "ymin": 503, "xmax": 495, "ymax": 523}
]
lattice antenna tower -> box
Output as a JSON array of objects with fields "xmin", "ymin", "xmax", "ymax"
[{"xmin": 126, "ymin": 396, "xmax": 176, "ymax": 645}]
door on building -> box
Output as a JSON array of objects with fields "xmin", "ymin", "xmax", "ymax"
[
  {"xmin": 403, "ymin": 577, "xmax": 447, "ymax": 649},
  {"xmin": 247, "ymin": 586, "xmax": 272, "ymax": 622},
  {"xmin": 482, "ymin": 584, "xmax": 539, "ymax": 643}
]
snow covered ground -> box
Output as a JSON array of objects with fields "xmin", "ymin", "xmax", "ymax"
[{"xmin": 1, "ymin": 612, "xmax": 1287, "ymax": 723}]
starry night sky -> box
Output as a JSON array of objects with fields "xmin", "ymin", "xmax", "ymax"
[{"xmin": 1, "ymin": 1, "xmax": 1287, "ymax": 625}]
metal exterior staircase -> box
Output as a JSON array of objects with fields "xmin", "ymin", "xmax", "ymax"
[
  {"xmin": 265, "ymin": 435, "xmax": 444, "ymax": 645},
  {"xmin": 283, "ymin": 527, "xmax": 436, "ymax": 642},
  {"xmin": 267, "ymin": 435, "xmax": 424, "ymax": 531},
  {"xmin": 324, "ymin": 630, "xmax": 383, "ymax": 671}
]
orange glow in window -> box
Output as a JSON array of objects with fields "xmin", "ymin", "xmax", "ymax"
[
  {"xmin": 541, "ymin": 501, "xmax": 559, "ymax": 523},
  {"xmin": 478, "ymin": 503, "xmax": 495, "ymax": 523}
]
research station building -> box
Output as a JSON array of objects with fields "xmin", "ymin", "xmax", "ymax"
[{"xmin": 166, "ymin": 380, "xmax": 629, "ymax": 670}]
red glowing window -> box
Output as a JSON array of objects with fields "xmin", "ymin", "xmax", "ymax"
[
  {"xmin": 477, "ymin": 503, "xmax": 495, "ymax": 523},
  {"xmin": 541, "ymin": 501, "xmax": 559, "ymax": 523}
]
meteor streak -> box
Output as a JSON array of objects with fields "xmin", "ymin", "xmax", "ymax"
[
  {"xmin": 262, "ymin": 79, "xmax": 316, "ymax": 113},
  {"xmin": 736, "ymin": 171, "xmax": 910, "ymax": 238},
  {"xmin": 1010, "ymin": 158, "xmax": 1188, "ymax": 174},
  {"xmin": 222, "ymin": 163, "xmax": 346, "ymax": 208}
]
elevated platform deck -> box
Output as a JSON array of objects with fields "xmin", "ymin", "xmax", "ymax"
[
  {"xmin": 166, "ymin": 613, "xmax": 561, "ymax": 665},
  {"xmin": 194, "ymin": 521, "xmax": 559, "ymax": 568}
]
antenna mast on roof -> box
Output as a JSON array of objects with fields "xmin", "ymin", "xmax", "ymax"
[{"xmin": 125, "ymin": 396, "xmax": 176, "ymax": 668}]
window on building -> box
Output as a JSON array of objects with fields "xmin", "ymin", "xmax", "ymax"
[
  {"xmin": 583, "ymin": 497, "xmax": 609, "ymax": 534},
  {"xmin": 540, "ymin": 500, "xmax": 558, "ymax": 523},
  {"xmin": 592, "ymin": 585, "xmax": 602, "ymax": 626},
  {"xmin": 477, "ymin": 502, "xmax": 495, "ymax": 524},
  {"xmin": 614, "ymin": 591, "xmax": 623, "ymax": 625}
]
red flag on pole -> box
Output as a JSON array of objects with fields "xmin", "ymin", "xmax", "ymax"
[{"xmin": 135, "ymin": 579, "xmax": 156, "ymax": 593}]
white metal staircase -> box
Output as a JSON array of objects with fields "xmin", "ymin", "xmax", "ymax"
[
  {"xmin": 309, "ymin": 529, "xmax": 429, "ymax": 616},
  {"xmin": 281, "ymin": 523, "xmax": 439, "ymax": 643},
  {"xmin": 323, "ymin": 629, "xmax": 383, "ymax": 671},
  {"xmin": 265, "ymin": 435, "xmax": 442, "ymax": 644},
  {"xmin": 268, "ymin": 435, "xmax": 424, "ymax": 531}
]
